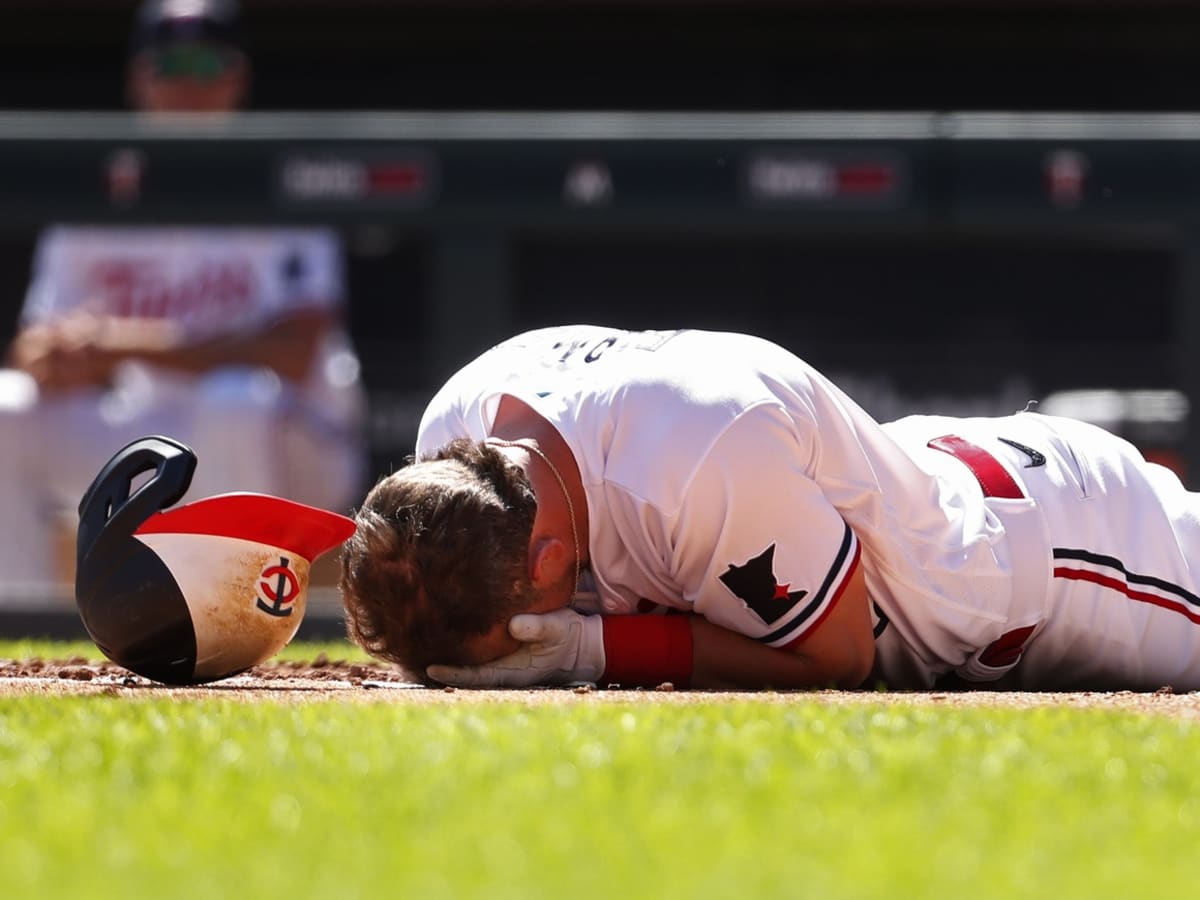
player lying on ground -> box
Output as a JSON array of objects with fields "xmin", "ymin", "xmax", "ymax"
[{"xmin": 339, "ymin": 325, "xmax": 1200, "ymax": 691}]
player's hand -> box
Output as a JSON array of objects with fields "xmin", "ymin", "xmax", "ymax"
[
  {"xmin": 9, "ymin": 315, "xmax": 118, "ymax": 391},
  {"xmin": 426, "ymin": 608, "xmax": 606, "ymax": 688},
  {"xmin": 7, "ymin": 323, "xmax": 59, "ymax": 382}
]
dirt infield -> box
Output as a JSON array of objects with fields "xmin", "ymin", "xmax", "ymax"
[{"xmin": 4, "ymin": 656, "xmax": 1200, "ymax": 717}]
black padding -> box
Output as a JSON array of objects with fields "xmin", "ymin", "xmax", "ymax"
[
  {"xmin": 79, "ymin": 540, "xmax": 198, "ymax": 685},
  {"xmin": 76, "ymin": 435, "xmax": 197, "ymax": 576}
]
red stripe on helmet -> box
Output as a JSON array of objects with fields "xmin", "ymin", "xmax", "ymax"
[{"xmin": 134, "ymin": 492, "xmax": 355, "ymax": 562}]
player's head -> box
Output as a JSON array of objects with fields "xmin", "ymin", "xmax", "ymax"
[
  {"xmin": 126, "ymin": 0, "xmax": 249, "ymax": 113},
  {"xmin": 339, "ymin": 439, "xmax": 542, "ymax": 676}
]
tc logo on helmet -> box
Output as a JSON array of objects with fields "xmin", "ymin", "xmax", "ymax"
[{"xmin": 257, "ymin": 557, "xmax": 300, "ymax": 617}]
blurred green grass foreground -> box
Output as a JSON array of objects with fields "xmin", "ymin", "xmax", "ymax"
[{"xmin": 2, "ymin": 640, "xmax": 1200, "ymax": 900}]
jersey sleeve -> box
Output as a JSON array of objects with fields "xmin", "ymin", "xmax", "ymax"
[{"xmin": 674, "ymin": 403, "xmax": 862, "ymax": 649}]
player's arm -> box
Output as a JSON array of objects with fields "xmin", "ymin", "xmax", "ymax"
[
  {"xmin": 104, "ymin": 307, "xmax": 332, "ymax": 381},
  {"xmin": 14, "ymin": 307, "xmax": 332, "ymax": 390},
  {"xmin": 666, "ymin": 402, "xmax": 875, "ymax": 687},
  {"xmin": 588, "ymin": 564, "xmax": 871, "ymax": 690},
  {"xmin": 427, "ymin": 583, "xmax": 874, "ymax": 691},
  {"xmin": 688, "ymin": 562, "xmax": 873, "ymax": 689}
]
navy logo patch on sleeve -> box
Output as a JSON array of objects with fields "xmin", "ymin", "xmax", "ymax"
[{"xmin": 719, "ymin": 543, "xmax": 808, "ymax": 626}]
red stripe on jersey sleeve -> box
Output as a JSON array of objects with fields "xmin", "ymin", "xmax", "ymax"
[{"xmin": 781, "ymin": 541, "xmax": 862, "ymax": 651}]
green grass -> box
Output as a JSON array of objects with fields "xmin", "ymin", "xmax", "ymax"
[{"xmin": 1, "ymin": 663, "xmax": 1199, "ymax": 899}]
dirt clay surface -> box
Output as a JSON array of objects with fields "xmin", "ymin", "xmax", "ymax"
[{"xmin": 4, "ymin": 656, "xmax": 1200, "ymax": 716}]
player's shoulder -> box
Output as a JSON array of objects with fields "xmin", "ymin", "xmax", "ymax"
[
  {"xmin": 603, "ymin": 397, "xmax": 794, "ymax": 514},
  {"xmin": 621, "ymin": 329, "xmax": 815, "ymax": 412}
]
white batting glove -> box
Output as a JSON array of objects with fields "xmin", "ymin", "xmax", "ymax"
[{"xmin": 426, "ymin": 608, "xmax": 606, "ymax": 688}]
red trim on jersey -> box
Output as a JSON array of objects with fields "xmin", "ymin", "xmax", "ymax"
[
  {"xmin": 601, "ymin": 615, "xmax": 694, "ymax": 688},
  {"xmin": 1054, "ymin": 566, "xmax": 1200, "ymax": 625},
  {"xmin": 134, "ymin": 492, "xmax": 356, "ymax": 562},
  {"xmin": 927, "ymin": 435, "xmax": 1025, "ymax": 499},
  {"xmin": 782, "ymin": 542, "xmax": 862, "ymax": 651},
  {"xmin": 977, "ymin": 624, "xmax": 1038, "ymax": 668}
]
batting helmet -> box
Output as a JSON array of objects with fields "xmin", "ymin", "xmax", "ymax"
[{"xmin": 75, "ymin": 435, "xmax": 356, "ymax": 685}]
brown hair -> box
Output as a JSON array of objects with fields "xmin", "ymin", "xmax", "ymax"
[{"xmin": 339, "ymin": 438, "xmax": 538, "ymax": 676}]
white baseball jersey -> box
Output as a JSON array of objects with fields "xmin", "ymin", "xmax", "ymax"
[
  {"xmin": 23, "ymin": 225, "xmax": 359, "ymax": 427},
  {"xmin": 418, "ymin": 325, "xmax": 1200, "ymax": 690}
]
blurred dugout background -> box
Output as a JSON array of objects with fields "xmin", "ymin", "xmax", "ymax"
[{"xmin": 3, "ymin": 0, "xmax": 1200, "ymax": 631}]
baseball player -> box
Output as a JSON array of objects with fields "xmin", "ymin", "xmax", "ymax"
[
  {"xmin": 0, "ymin": 0, "xmax": 366, "ymax": 589},
  {"xmin": 340, "ymin": 325, "xmax": 1200, "ymax": 691}
]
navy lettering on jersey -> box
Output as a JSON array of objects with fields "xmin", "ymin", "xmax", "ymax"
[
  {"xmin": 544, "ymin": 329, "xmax": 685, "ymax": 367},
  {"xmin": 584, "ymin": 336, "xmax": 617, "ymax": 362}
]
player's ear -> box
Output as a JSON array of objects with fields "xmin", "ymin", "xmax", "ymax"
[{"xmin": 528, "ymin": 535, "xmax": 569, "ymax": 588}]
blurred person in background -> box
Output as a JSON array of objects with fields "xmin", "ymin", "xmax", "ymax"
[
  {"xmin": 126, "ymin": 0, "xmax": 250, "ymax": 114},
  {"xmin": 0, "ymin": 0, "xmax": 367, "ymax": 591}
]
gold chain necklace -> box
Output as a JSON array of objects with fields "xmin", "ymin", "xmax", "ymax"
[{"xmin": 487, "ymin": 438, "xmax": 581, "ymax": 596}]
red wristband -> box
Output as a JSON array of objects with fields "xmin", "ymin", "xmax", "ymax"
[{"xmin": 601, "ymin": 615, "xmax": 694, "ymax": 688}]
